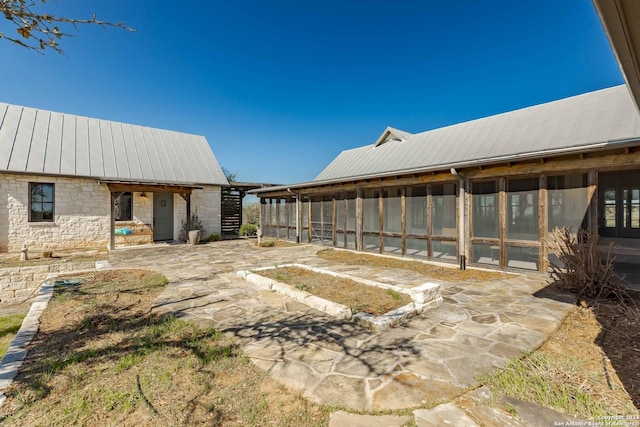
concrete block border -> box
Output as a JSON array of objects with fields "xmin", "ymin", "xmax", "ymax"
[{"xmin": 237, "ymin": 263, "xmax": 443, "ymax": 330}]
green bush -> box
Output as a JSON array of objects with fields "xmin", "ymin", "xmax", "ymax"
[
  {"xmin": 203, "ymin": 234, "xmax": 221, "ymax": 242},
  {"xmin": 239, "ymin": 223, "xmax": 258, "ymax": 237}
]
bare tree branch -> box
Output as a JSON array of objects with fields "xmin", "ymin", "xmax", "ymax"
[{"xmin": 0, "ymin": 0, "xmax": 134, "ymax": 53}]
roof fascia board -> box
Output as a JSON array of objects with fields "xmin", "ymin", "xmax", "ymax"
[
  {"xmin": 592, "ymin": 0, "xmax": 640, "ymax": 112},
  {"xmin": 250, "ymin": 137, "xmax": 640, "ymax": 195}
]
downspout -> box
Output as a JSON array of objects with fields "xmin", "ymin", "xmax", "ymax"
[
  {"xmin": 451, "ymin": 168, "xmax": 466, "ymax": 270},
  {"xmin": 288, "ymin": 188, "xmax": 300, "ymax": 244}
]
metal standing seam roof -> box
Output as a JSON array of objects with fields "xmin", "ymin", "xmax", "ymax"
[
  {"xmin": 0, "ymin": 103, "xmax": 229, "ymax": 186},
  {"xmin": 314, "ymin": 85, "xmax": 640, "ymax": 182}
]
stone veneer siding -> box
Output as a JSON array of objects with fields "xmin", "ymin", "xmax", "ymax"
[
  {"xmin": 1, "ymin": 174, "xmax": 111, "ymax": 252},
  {"xmin": 1, "ymin": 173, "xmax": 222, "ymax": 251},
  {"xmin": 173, "ymin": 185, "xmax": 222, "ymax": 240}
]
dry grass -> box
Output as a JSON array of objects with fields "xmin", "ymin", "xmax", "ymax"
[
  {"xmin": 255, "ymin": 239, "xmax": 298, "ymax": 248},
  {"xmin": 0, "ymin": 314, "xmax": 25, "ymax": 359},
  {"xmin": 0, "ymin": 270, "xmax": 329, "ymax": 426},
  {"xmin": 259, "ymin": 266, "xmax": 411, "ymax": 316},
  {"xmin": 317, "ymin": 249, "xmax": 513, "ymax": 282},
  {"xmin": 479, "ymin": 305, "xmax": 639, "ymax": 419},
  {"xmin": 0, "ymin": 250, "xmax": 107, "ymax": 268}
]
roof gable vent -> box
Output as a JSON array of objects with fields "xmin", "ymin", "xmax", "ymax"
[{"xmin": 373, "ymin": 126, "xmax": 412, "ymax": 148}]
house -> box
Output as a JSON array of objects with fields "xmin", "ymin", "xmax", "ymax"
[
  {"xmin": 0, "ymin": 102, "xmax": 228, "ymax": 252},
  {"xmin": 252, "ymin": 85, "xmax": 640, "ymax": 278}
]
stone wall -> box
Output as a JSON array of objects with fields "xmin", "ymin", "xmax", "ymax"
[
  {"xmin": 173, "ymin": 186, "xmax": 222, "ymax": 240},
  {"xmin": 0, "ymin": 173, "xmax": 222, "ymax": 251},
  {"xmin": 0, "ymin": 174, "xmax": 111, "ymax": 252},
  {"xmin": 0, "ymin": 261, "xmax": 97, "ymax": 303}
]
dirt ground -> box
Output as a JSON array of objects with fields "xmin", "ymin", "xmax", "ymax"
[
  {"xmin": 541, "ymin": 300, "xmax": 640, "ymax": 412},
  {"xmin": 0, "ymin": 270, "xmax": 328, "ymax": 426},
  {"xmin": 258, "ymin": 266, "xmax": 411, "ymax": 316},
  {"xmin": 0, "ymin": 249, "xmax": 107, "ymax": 268},
  {"xmin": 317, "ymin": 248, "xmax": 514, "ymax": 282}
]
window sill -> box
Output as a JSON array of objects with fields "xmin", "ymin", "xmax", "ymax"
[{"xmin": 28, "ymin": 222, "xmax": 57, "ymax": 227}]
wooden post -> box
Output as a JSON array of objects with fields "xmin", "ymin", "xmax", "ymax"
[
  {"xmin": 333, "ymin": 196, "xmax": 338, "ymax": 246},
  {"xmin": 308, "ymin": 198, "xmax": 312, "ymax": 243},
  {"xmin": 186, "ymin": 193, "xmax": 192, "ymax": 234},
  {"xmin": 588, "ymin": 170, "xmax": 598, "ymax": 234},
  {"xmin": 401, "ymin": 187, "xmax": 406, "ymax": 255},
  {"xmin": 378, "ymin": 191, "xmax": 384, "ymax": 253},
  {"xmin": 356, "ymin": 188, "xmax": 363, "ymax": 251},
  {"xmin": 275, "ymin": 199, "xmax": 281, "ymax": 238},
  {"xmin": 499, "ymin": 178, "xmax": 506, "ymax": 268},
  {"xmin": 539, "ymin": 175, "xmax": 548, "ymax": 272},
  {"xmin": 427, "ymin": 185, "xmax": 433, "ymax": 258},
  {"xmin": 109, "ymin": 192, "xmax": 118, "ymax": 251},
  {"xmin": 259, "ymin": 197, "xmax": 264, "ymax": 235}
]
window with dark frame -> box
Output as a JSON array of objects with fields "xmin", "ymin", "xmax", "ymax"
[
  {"xmin": 114, "ymin": 192, "xmax": 133, "ymax": 221},
  {"xmin": 29, "ymin": 183, "xmax": 54, "ymax": 222}
]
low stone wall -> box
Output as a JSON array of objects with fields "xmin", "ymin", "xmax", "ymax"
[{"xmin": 0, "ymin": 261, "xmax": 97, "ymax": 304}]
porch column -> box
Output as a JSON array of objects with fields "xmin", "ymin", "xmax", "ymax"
[
  {"xmin": 109, "ymin": 192, "xmax": 123, "ymax": 251},
  {"xmin": 355, "ymin": 188, "xmax": 363, "ymax": 251},
  {"xmin": 179, "ymin": 192, "xmax": 192, "ymax": 236},
  {"xmin": 458, "ymin": 179, "xmax": 466, "ymax": 270}
]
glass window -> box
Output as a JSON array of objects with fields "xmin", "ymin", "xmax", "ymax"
[
  {"xmin": 407, "ymin": 186, "xmax": 427, "ymax": 235},
  {"xmin": 363, "ymin": 190, "xmax": 379, "ymax": 232},
  {"xmin": 346, "ymin": 193, "xmax": 356, "ymax": 231},
  {"xmin": 29, "ymin": 183, "xmax": 54, "ymax": 222},
  {"xmin": 383, "ymin": 188, "xmax": 402, "ymax": 233},
  {"xmin": 114, "ymin": 192, "xmax": 132, "ymax": 221},
  {"xmin": 432, "ymin": 183, "xmax": 457, "ymax": 236},
  {"xmin": 472, "ymin": 243, "xmax": 500, "ymax": 266},
  {"xmin": 336, "ymin": 193, "xmax": 345, "ymax": 231},
  {"xmin": 547, "ymin": 174, "xmax": 588, "ymax": 234},
  {"xmin": 472, "ymin": 181, "xmax": 498, "ymax": 238},
  {"xmin": 431, "ymin": 240, "xmax": 457, "ymax": 261},
  {"xmin": 406, "ymin": 238, "xmax": 428, "ymax": 258},
  {"xmin": 507, "ymin": 178, "xmax": 539, "ymax": 240},
  {"xmin": 506, "ymin": 246, "xmax": 540, "ymax": 271},
  {"xmin": 383, "ymin": 236, "xmax": 402, "ymax": 254}
]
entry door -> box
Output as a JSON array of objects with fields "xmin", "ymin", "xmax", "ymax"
[
  {"xmin": 153, "ymin": 193, "xmax": 174, "ymax": 241},
  {"xmin": 599, "ymin": 171, "xmax": 640, "ymax": 238}
]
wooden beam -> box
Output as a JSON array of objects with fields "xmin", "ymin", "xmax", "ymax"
[{"xmin": 106, "ymin": 183, "xmax": 195, "ymax": 194}]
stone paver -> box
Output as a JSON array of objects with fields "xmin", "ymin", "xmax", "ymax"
[
  {"xmin": 106, "ymin": 239, "xmax": 575, "ymax": 413},
  {"xmin": 1, "ymin": 239, "xmax": 580, "ymax": 424}
]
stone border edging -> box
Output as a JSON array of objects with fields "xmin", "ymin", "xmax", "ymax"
[
  {"xmin": 237, "ymin": 263, "xmax": 443, "ymax": 330},
  {"xmin": 0, "ymin": 262, "xmax": 111, "ymax": 408},
  {"xmin": 0, "ymin": 275, "xmax": 55, "ymax": 407}
]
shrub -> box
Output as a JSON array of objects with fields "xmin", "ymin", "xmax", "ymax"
[
  {"xmin": 259, "ymin": 241, "xmax": 275, "ymax": 248},
  {"xmin": 179, "ymin": 212, "xmax": 205, "ymax": 242},
  {"xmin": 546, "ymin": 227, "xmax": 627, "ymax": 302},
  {"xmin": 42, "ymin": 251, "xmax": 53, "ymax": 258},
  {"xmin": 203, "ymin": 234, "xmax": 221, "ymax": 243},
  {"xmin": 239, "ymin": 223, "xmax": 258, "ymax": 237}
]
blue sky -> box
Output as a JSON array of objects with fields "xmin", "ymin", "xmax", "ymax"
[{"xmin": 0, "ymin": 0, "xmax": 623, "ymax": 184}]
